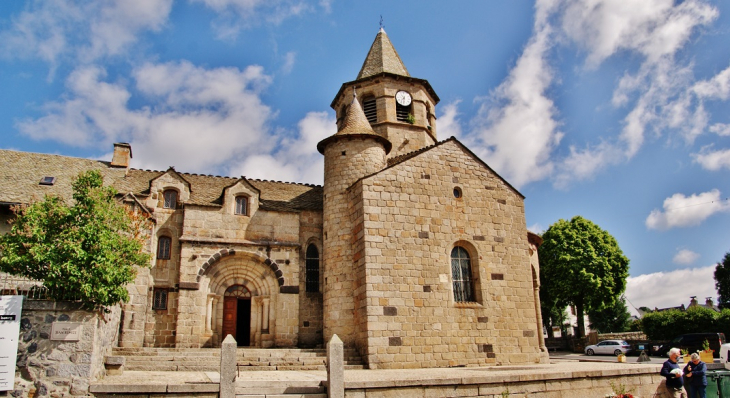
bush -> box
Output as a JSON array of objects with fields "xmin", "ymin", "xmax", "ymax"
[{"xmin": 642, "ymin": 307, "xmax": 724, "ymax": 341}]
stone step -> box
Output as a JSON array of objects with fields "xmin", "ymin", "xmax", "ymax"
[
  {"xmin": 112, "ymin": 347, "xmax": 365, "ymax": 371},
  {"xmin": 235, "ymin": 395, "xmax": 326, "ymax": 398}
]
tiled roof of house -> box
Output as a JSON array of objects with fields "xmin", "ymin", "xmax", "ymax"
[
  {"xmin": 0, "ymin": 149, "xmax": 322, "ymax": 212},
  {"xmin": 356, "ymin": 28, "xmax": 409, "ymax": 80}
]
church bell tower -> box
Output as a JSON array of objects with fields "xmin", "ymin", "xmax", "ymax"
[{"xmin": 330, "ymin": 28, "xmax": 440, "ymax": 159}]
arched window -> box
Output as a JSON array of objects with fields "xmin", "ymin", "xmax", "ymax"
[
  {"xmin": 163, "ymin": 190, "xmax": 177, "ymax": 209},
  {"xmin": 305, "ymin": 244, "xmax": 320, "ymax": 293},
  {"xmin": 235, "ymin": 196, "xmax": 248, "ymax": 216},
  {"xmin": 157, "ymin": 236, "xmax": 171, "ymax": 260},
  {"xmin": 451, "ymin": 246, "xmax": 474, "ymax": 302}
]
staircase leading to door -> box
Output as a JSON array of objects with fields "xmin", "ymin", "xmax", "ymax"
[{"xmin": 111, "ymin": 347, "xmax": 366, "ymax": 372}]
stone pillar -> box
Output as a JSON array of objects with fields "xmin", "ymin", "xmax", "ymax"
[
  {"xmin": 533, "ymin": 281, "xmax": 549, "ymax": 363},
  {"xmin": 220, "ymin": 335, "xmax": 237, "ymax": 398},
  {"xmin": 327, "ymin": 334, "xmax": 344, "ymax": 398},
  {"xmin": 262, "ymin": 297, "xmax": 270, "ymax": 333},
  {"xmin": 206, "ymin": 295, "xmax": 214, "ymax": 332}
]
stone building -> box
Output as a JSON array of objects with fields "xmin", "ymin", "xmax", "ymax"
[{"xmin": 0, "ymin": 28, "xmax": 549, "ymax": 368}]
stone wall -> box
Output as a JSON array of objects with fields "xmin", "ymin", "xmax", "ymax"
[
  {"xmin": 342, "ymin": 365, "xmax": 669, "ymax": 398},
  {"xmin": 13, "ymin": 300, "xmax": 121, "ymax": 397},
  {"xmin": 298, "ymin": 210, "xmax": 324, "ymax": 347},
  {"xmin": 323, "ymin": 137, "xmax": 388, "ymax": 347},
  {"xmin": 355, "ymin": 140, "xmax": 543, "ymax": 369}
]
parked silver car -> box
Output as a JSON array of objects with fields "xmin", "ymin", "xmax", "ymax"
[{"xmin": 584, "ymin": 340, "xmax": 632, "ymax": 356}]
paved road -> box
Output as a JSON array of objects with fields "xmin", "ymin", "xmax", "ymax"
[{"xmin": 549, "ymin": 351, "xmax": 722, "ymax": 366}]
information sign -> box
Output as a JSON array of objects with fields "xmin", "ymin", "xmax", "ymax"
[
  {"xmin": 0, "ymin": 295, "xmax": 23, "ymax": 391},
  {"xmin": 50, "ymin": 322, "xmax": 82, "ymax": 341}
]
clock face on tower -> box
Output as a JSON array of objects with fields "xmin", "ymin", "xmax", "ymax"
[{"xmin": 395, "ymin": 90, "xmax": 412, "ymax": 106}]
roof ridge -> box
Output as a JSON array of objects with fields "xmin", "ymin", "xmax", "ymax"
[
  {"xmin": 128, "ymin": 169, "xmax": 322, "ymax": 188},
  {"xmin": 387, "ymin": 136, "xmax": 455, "ymax": 167}
]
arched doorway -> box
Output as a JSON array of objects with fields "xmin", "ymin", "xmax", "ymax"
[{"xmin": 222, "ymin": 285, "xmax": 252, "ymax": 346}]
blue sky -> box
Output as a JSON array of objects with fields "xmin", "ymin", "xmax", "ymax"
[{"xmin": 1, "ymin": 0, "xmax": 729, "ymax": 314}]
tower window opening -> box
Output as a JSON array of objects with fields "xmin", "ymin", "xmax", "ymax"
[
  {"xmin": 396, "ymin": 103, "xmax": 411, "ymax": 122},
  {"xmin": 363, "ymin": 96, "xmax": 377, "ymax": 124}
]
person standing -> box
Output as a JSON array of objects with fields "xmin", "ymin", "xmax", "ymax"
[
  {"xmin": 684, "ymin": 352, "xmax": 707, "ymax": 398},
  {"xmin": 660, "ymin": 348, "xmax": 686, "ymax": 398}
]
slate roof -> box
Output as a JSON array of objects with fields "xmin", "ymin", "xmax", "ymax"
[
  {"xmin": 0, "ymin": 149, "xmax": 322, "ymax": 212},
  {"xmin": 357, "ymin": 28, "xmax": 409, "ymax": 80}
]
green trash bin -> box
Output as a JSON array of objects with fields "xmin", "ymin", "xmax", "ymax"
[
  {"xmin": 706, "ymin": 370, "xmax": 721, "ymax": 398},
  {"xmin": 714, "ymin": 370, "xmax": 730, "ymax": 398}
]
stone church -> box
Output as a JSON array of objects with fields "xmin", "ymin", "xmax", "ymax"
[{"xmin": 0, "ymin": 29, "xmax": 549, "ymax": 368}]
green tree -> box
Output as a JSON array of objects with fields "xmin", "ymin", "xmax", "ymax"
[
  {"xmin": 539, "ymin": 216, "xmax": 630, "ymax": 337},
  {"xmin": 714, "ymin": 252, "xmax": 730, "ymax": 309},
  {"xmin": 588, "ymin": 297, "xmax": 632, "ymax": 333},
  {"xmin": 642, "ymin": 306, "xmax": 719, "ymax": 340},
  {"xmin": 0, "ymin": 170, "xmax": 150, "ymax": 310}
]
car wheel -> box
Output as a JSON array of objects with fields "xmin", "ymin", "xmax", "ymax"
[
  {"xmin": 586, "ymin": 349, "xmax": 594, "ymax": 356},
  {"xmin": 614, "ymin": 349, "xmax": 622, "ymax": 356}
]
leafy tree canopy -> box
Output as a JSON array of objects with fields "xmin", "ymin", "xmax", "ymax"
[
  {"xmin": 0, "ymin": 170, "xmax": 150, "ymax": 310},
  {"xmin": 539, "ymin": 216, "xmax": 630, "ymax": 337},
  {"xmin": 642, "ymin": 306, "xmax": 723, "ymax": 341},
  {"xmin": 588, "ymin": 297, "xmax": 632, "ymax": 333},
  {"xmin": 714, "ymin": 252, "xmax": 730, "ymax": 309}
]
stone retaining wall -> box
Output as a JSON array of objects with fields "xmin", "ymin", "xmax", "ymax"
[{"xmin": 11, "ymin": 300, "xmax": 121, "ymax": 397}]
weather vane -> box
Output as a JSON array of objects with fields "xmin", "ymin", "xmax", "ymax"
[{"xmin": 380, "ymin": 15, "xmax": 384, "ymax": 30}]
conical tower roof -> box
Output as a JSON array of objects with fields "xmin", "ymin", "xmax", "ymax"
[
  {"xmin": 317, "ymin": 90, "xmax": 392, "ymax": 154},
  {"xmin": 356, "ymin": 28, "xmax": 409, "ymax": 80}
]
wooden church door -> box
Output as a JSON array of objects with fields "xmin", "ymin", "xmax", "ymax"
[{"xmin": 221, "ymin": 285, "xmax": 252, "ymax": 346}]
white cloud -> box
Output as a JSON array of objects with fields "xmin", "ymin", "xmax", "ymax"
[
  {"xmin": 281, "ymin": 51, "xmax": 296, "ymax": 75},
  {"xmin": 16, "ymin": 61, "xmax": 276, "ymax": 174},
  {"xmin": 673, "ymin": 249, "xmax": 700, "ymax": 265},
  {"xmin": 555, "ymin": 0, "xmax": 716, "ymax": 177},
  {"xmin": 645, "ymin": 189, "xmax": 730, "ymax": 230},
  {"xmin": 709, "ymin": 124, "xmax": 730, "ymax": 137},
  {"xmin": 693, "ymin": 65, "xmax": 730, "ymax": 100},
  {"xmin": 436, "ymin": 101, "xmax": 462, "ymax": 140},
  {"xmin": 0, "ymin": 0, "xmax": 173, "ymax": 76},
  {"xmin": 692, "ymin": 146, "xmax": 730, "ymax": 171},
  {"xmin": 468, "ymin": 0, "xmax": 563, "ymax": 189},
  {"xmin": 625, "ymin": 265, "xmax": 716, "ymax": 317},
  {"xmin": 464, "ymin": 0, "xmax": 720, "ymax": 189},
  {"xmin": 527, "ymin": 223, "xmax": 544, "ymax": 235},
  {"xmin": 230, "ymin": 111, "xmax": 335, "ymax": 184},
  {"xmin": 191, "ymin": 0, "xmax": 318, "ymax": 39},
  {"xmin": 560, "ymin": 0, "xmax": 717, "ymax": 68}
]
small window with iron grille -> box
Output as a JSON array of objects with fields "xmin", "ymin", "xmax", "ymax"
[
  {"xmin": 235, "ymin": 196, "xmax": 248, "ymax": 216},
  {"xmin": 157, "ymin": 236, "xmax": 171, "ymax": 260},
  {"xmin": 163, "ymin": 190, "xmax": 177, "ymax": 209},
  {"xmin": 451, "ymin": 246, "xmax": 475, "ymax": 302},
  {"xmin": 153, "ymin": 289, "xmax": 168, "ymax": 310},
  {"xmin": 305, "ymin": 244, "xmax": 320, "ymax": 293}
]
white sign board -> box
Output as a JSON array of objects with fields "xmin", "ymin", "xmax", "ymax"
[
  {"xmin": 50, "ymin": 322, "xmax": 82, "ymax": 341},
  {"xmin": 0, "ymin": 295, "xmax": 23, "ymax": 391}
]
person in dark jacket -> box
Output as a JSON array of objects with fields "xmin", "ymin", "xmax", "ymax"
[
  {"xmin": 660, "ymin": 348, "xmax": 686, "ymax": 397},
  {"xmin": 684, "ymin": 352, "xmax": 707, "ymax": 398}
]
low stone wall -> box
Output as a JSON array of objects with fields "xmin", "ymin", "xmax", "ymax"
[
  {"xmin": 11, "ymin": 300, "xmax": 121, "ymax": 397},
  {"xmin": 341, "ymin": 363, "xmax": 668, "ymax": 398}
]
